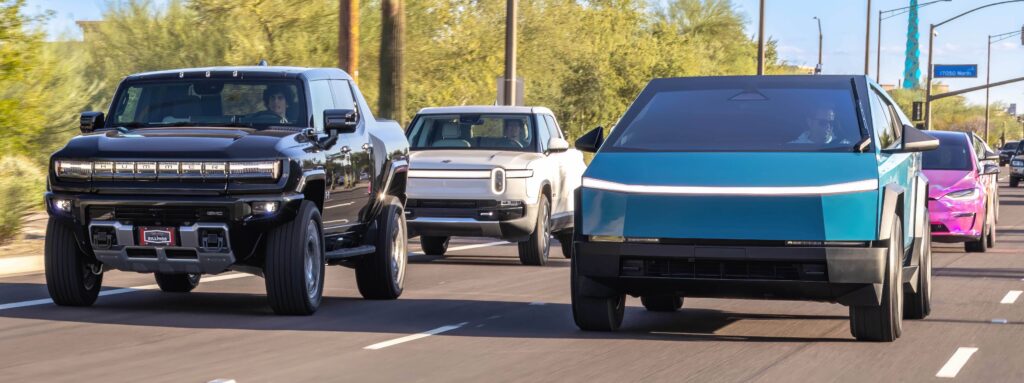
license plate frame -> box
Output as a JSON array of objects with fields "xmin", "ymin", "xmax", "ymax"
[{"xmin": 138, "ymin": 226, "xmax": 177, "ymax": 247}]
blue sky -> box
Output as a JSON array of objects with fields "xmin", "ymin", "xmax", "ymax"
[{"xmin": 25, "ymin": 0, "xmax": 1024, "ymax": 108}]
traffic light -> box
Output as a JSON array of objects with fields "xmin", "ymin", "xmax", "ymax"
[
  {"xmin": 912, "ymin": 101, "xmax": 924, "ymax": 121},
  {"xmin": 1020, "ymin": 25, "xmax": 1024, "ymax": 45}
]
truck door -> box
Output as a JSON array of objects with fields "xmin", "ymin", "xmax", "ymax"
[{"xmin": 322, "ymin": 79, "xmax": 372, "ymax": 236}]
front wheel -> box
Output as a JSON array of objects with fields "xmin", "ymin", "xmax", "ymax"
[
  {"xmin": 155, "ymin": 273, "xmax": 201, "ymax": 293},
  {"xmin": 264, "ymin": 201, "xmax": 325, "ymax": 315},
  {"xmin": 518, "ymin": 196, "xmax": 551, "ymax": 266},
  {"xmin": 45, "ymin": 220, "xmax": 103, "ymax": 307},
  {"xmin": 419, "ymin": 236, "xmax": 449, "ymax": 256},
  {"xmin": 641, "ymin": 295, "xmax": 683, "ymax": 312},
  {"xmin": 556, "ymin": 232, "xmax": 573, "ymax": 259},
  {"xmin": 356, "ymin": 197, "xmax": 407, "ymax": 300},
  {"xmin": 1011, "ymin": 178, "xmax": 1020, "ymax": 188},
  {"xmin": 965, "ymin": 220, "xmax": 989, "ymax": 253},
  {"xmin": 849, "ymin": 217, "xmax": 904, "ymax": 342},
  {"xmin": 571, "ymin": 256, "xmax": 625, "ymax": 331}
]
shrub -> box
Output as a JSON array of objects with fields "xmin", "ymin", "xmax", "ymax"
[{"xmin": 0, "ymin": 156, "xmax": 45, "ymax": 245}]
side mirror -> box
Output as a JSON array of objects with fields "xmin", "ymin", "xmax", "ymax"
[
  {"xmin": 982, "ymin": 149, "xmax": 1000, "ymax": 161},
  {"xmin": 575, "ymin": 126, "xmax": 604, "ymax": 153},
  {"xmin": 982, "ymin": 164, "xmax": 1000, "ymax": 175},
  {"xmin": 895, "ymin": 124, "xmax": 939, "ymax": 153},
  {"xmin": 324, "ymin": 109, "xmax": 358, "ymax": 134},
  {"xmin": 80, "ymin": 112, "xmax": 104, "ymax": 133},
  {"xmin": 547, "ymin": 137, "xmax": 569, "ymax": 153}
]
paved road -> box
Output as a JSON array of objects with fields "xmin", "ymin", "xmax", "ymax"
[{"xmin": 2, "ymin": 183, "xmax": 1024, "ymax": 382}]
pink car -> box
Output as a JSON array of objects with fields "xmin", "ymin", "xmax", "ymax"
[{"xmin": 924, "ymin": 131, "xmax": 1000, "ymax": 252}]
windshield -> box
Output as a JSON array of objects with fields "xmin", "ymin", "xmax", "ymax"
[
  {"xmin": 108, "ymin": 79, "xmax": 307, "ymax": 129},
  {"xmin": 605, "ymin": 80, "xmax": 863, "ymax": 152},
  {"xmin": 407, "ymin": 114, "xmax": 536, "ymax": 151},
  {"xmin": 1003, "ymin": 142, "xmax": 1019, "ymax": 151},
  {"xmin": 923, "ymin": 133, "xmax": 972, "ymax": 171}
]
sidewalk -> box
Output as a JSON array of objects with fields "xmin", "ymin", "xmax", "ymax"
[{"xmin": 0, "ymin": 212, "xmax": 47, "ymax": 277}]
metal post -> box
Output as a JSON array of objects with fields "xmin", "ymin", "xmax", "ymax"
[
  {"xmin": 814, "ymin": 17, "xmax": 823, "ymax": 74},
  {"xmin": 924, "ymin": 24, "xmax": 935, "ymax": 130},
  {"xmin": 504, "ymin": 0, "xmax": 518, "ymax": 106},
  {"xmin": 757, "ymin": 0, "xmax": 766, "ymax": 75},
  {"xmin": 864, "ymin": 0, "xmax": 871, "ymax": 75},
  {"xmin": 985, "ymin": 35, "xmax": 992, "ymax": 141},
  {"xmin": 876, "ymin": 10, "xmax": 882, "ymax": 81}
]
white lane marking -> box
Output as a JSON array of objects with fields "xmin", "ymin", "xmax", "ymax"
[
  {"xmin": 207, "ymin": 379, "xmax": 237, "ymax": 383},
  {"xmin": 992, "ymin": 319, "xmax": 1009, "ymax": 324},
  {"xmin": 363, "ymin": 322, "xmax": 468, "ymax": 350},
  {"xmin": 324, "ymin": 202, "xmax": 355, "ymax": 210},
  {"xmin": 0, "ymin": 273, "xmax": 252, "ymax": 311},
  {"xmin": 529, "ymin": 302, "xmax": 546, "ymax": 306},
  {"xmin": 323, "ymin": 218, "xmax": 350, "ymax": 225},
  {"xmin": 936, "ymin": 347, "xmax": 979, "ymax": 378},
  {"xmin": 1000, "ymin": 290, "xmax": 1022, "ymax": 304},
  {"xmin": 409, "ymin": 241, "xmax": 509, "ymax": 256}
]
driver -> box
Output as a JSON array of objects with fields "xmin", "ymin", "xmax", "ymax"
[
  {"xmin": 262, "ymin": 85, "xmax": 293, "ymax": 124},
  {"xmin": 792, "ymin": 106, "xmax": 848, "ymax": 145},
  {"xmin": 503, "ymin": 119, "xmax": 525, "ymax": 147}
]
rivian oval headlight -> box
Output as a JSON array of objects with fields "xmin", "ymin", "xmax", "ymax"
[
  {"xmin": 1013, "ymin": 159, "xmax": 1024, "ymax": 167},
  {"xmin": 943, "ymin": 188, "xmax": 979, "ymax": 200},
  {"xmin": 55, "ymin": 160, "xmax": 92, "ymax": 179},
  {"xmin": 491, "ymin": 168, "xmax": 506, "ymax": 194}
]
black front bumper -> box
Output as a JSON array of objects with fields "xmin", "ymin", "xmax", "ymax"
[
  {"xmin": 574, "ymin": 240, "xmax": 888, "ymax": 307},
  {"xmin": 46, "ymin": 191, "xmax": 304, "ymax": 274}
]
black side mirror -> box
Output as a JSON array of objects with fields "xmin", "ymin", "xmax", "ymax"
[
  {"xmin": 575, "ymin": 126, "xmax": 604, "ymax": 153},
  {"xmin": 324, "ymin": 109, "xmax": 358, "ymax": 134},
  {"xmin": 982, "ymin": 164, "xmax": 1000, "ymax": 175},
  {"xmin": 80, "ymin": 112, "xmax": 104, "ymax": 133},
  {"xmin": 896, "ymin": 124, "xmax": 939, "ymax": 153}
]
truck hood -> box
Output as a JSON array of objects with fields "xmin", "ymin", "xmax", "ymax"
[
  {"xmin": 581, "ymin": 152, "xmax": 882, "ymax": 241},
  {"xmin": 923, "ymin": 169, "xmax": 977, "ymax": 199},
  {"xmin": 55, "ymin": 127, "xmax": 300, "ymax": 160},
  {"xmin": 409, "ymin": 150, "xmax": 542, "ymax": 170}
]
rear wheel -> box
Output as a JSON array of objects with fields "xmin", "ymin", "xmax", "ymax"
[
  {"xmin": 518, "ymin": 196, "xmax": 551, "ymax": 266},
  {"xmin": 641, "ymin": 295, "xmax": 683, "ymax": 312},
  {"xmin": 571, "ymin": 256, "xmax": 625, "ymax": 331},
  {"xmin": 155, "ymin": 273, "xmax": 201, "ymax": 293},
  {"xmin": 904, "ymin": 218, "xmax": 931, "ymax": 320},
  {"xmin": 356, "ymin": 197, "xmax": 407, "ymax": 300},
  {"xmin": 986, "ymin": 207, "xmax": 997, "ymax": 249},
  {"xmin": 45, "ymin": 220, "xmax": 103, "ymax": 307},
  {"xmin": 419, "ymin": 236, "xmax": 449, "ymax": 256},
  {"xmin": 264, "ymin": 201, "xmax": 324, "ymax": 315},
  {"xmin": 850, "ymin": 217, "xmax": 904, "ymax": 342}
]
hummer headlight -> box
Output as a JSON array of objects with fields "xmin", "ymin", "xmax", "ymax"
[
  {"xmin": 55, "ymin": 160, "xmax": 92, "ymax": 179},
  {"xmin": 229, "ymin": 161, "xmax": 281, "ymax": 180}
]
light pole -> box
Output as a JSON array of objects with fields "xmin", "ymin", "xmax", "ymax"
[
  {"xmin": 864, "ymin": 0, "xmax": 871, "ymax": 75},
  {"xmin": 504, "ymin": 0, "xmax": 517, "ymax": 106},
  {"xmin": 757, "ymin": 0, "xmax": 766, "ymax": 75},
  {"xmin": 813, "ymin": 17, "xmax": 823, "ymax": 74},
  {"xmin": 876, "ymin": 0, "xmax": 952, "ymax": 83},
  {"xmin": 925, "ymin": 1, "xmax": 1024, "ymax": 131},
  {"xmin": 985, "ymin": 28, "xmax": 1023, "ymax": 141}
]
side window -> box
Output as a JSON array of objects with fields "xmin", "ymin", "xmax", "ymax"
[
  {"xmin": 536, "ymin": 115, "xmax": 551, "ymax": 151},
  {"xmin": 308, "ymin": 80, "xmax": 334, "ymax": 131},
  {"xmin": 543, "ymin": 115, "xmax": 563, "ymax": 139},
  {"xmin": 973, "ymin": 136, "xmax": 985, "ymax": 160},
  {"xmin": 869, "ymin": 92, "xmax": 895, "ymax": 149},
  {"xmin": 329, "ymin": 80, "xmax": 357, "ymax": 110}
]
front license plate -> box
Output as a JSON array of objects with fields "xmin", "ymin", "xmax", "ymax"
[{"xmin": 138, "ymin": 226, "xmax": 177, "ymax": 246}]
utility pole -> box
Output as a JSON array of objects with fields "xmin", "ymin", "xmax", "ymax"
[
  {"xmin": 757, "ymin": 0, "xmax": 766, "ymax": 75},
  {"xmin": 379, "ymin": 0, "xmax": 405, "ymax": 123},
  {"xmin": 864, "ymin": 0, "xmax": 871, "ymax": 75},
  {"xmin": 339, "ymin": 0, "xmax": 359, "ymax": 81},
  {"xmin": 813, "ymin": 17, "xmax": 823, "ymax": 74},
  {"xmin": 984, "ymin": 27, "xmax": 1024, "ymax": 141},
  {"xmin": 504, "ymin": 0, "xmax": 518, "ymax": 105}
]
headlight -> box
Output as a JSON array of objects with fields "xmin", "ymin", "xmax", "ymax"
[
  {"xmin": 943, "ymin": 188, "xmax": 979, "ymax": 200},
  {"xmin": 506, "ymin": 169, "xmax": 533, "ymax": 178},
  {"xmin": 1013, "ymin": 160, "xmax": 1024, "ymax": 167},
  {"xmin": 491, "ymin": 168, "xmax": 506, "ymax": 194},
  {"xmin": 55, "ymin": 160, "xmax": 92, "ymax": 179},
  {"xmin": 229, "ymin": 161, "xmax": 281, "ymax": 179}
]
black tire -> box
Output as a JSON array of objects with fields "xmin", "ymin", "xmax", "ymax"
[
  {"xmin": 45, "ymin": 220, "xmax": 103, "ymax": 307},
  {"xmin": 965, "ymin": 220, "xmax": 988, "ymax": 253},
  {"xmin": 518, "ymin": 196, "xmax": 551, "ymax": 266},
  {"xmin": 571, "ymin": 255, "xmax": 625, "ymax": 331},
  {"xmin": 904, "ymin": 218, "xmax": 931, "ymax": 320},
  {"xmin": 356, "ymin": 197, "xmax": 407, "ymax": 300},
  {"xmin": 264, "ymin": 201, "xmax": 324, "ymax": 315},
  {"xmin": 641, "ymin": 295, "xmax": 683, "ymax": 312},
  {"xmin": 1011, "ymin": 178, "xmax": 1020, "ymax": 188},
  {"xmin": 420, "ymin": 236, "xmax": 449, "ymax": 256},
  {"xmin": 986, "ymin": 208, "xmax": 997, "ymax": 249},
  {"xmin": 556, "ymin": 232, "xmax": 573, "ymax": 259},
  {"xmin": 154, "ymin": 273, "xmax": 201, "ymax": 293},
  {"xmin": 849, "ymin": 217, "xmax": 904, "ymax": 342}
]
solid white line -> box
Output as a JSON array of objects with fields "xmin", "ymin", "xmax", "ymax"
[
  {"xmin": 936, "ymin": 347, "xmax": 978, "ymax": 378},
  {"xmin": 0, "ymin": 273, "xmax": 252, "ymax": 311},
  {"xmin": 363, "ymin": 322, "xmax": 468, "ymax": 350},
  {"xmin": 324, "ymin": 202, "xmax": 355, "ymax": 210},
  {"xmin": 1000, "ymin": 290, "xmax": 1022, "ymax": 304},
  {"xmin": 410, "ymin": 241, "xmax": 509, "ymax": 256},
  {"xmin": 582, "ymin": 177, "xmax": 879, "ymax": 196},
  {"xmin": 992, "ymin": 318, "xmax": 1009, "ymax": 324}
]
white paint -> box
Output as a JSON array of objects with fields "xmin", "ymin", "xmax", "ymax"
[
  {"xmin": 324, "ymin": 201, "xmax": 355, "ymax": 210},
  {"xmin": 0, "ymin": 273, "xmax": 252, "ymax": 311},
  {"xmin": 1000, "ymin": 290, "xmax": 1022, "ymax": 304},
  {"xmin": 207, "ymin": 379, "xmax": 237, "ymax": 383},
  {"xmin": 410, "ymin": 241, "xmax": 509, "ymax": 256},
  {"xmin": 936, "ymin": 347, "xmax": 979, "ymax": 378},
  {"xmin": 363, "ymin": 322, "xmax": 468, "ymax": 350},
  {"xmin": 991, "ymin": 318, "xmax": 1009, "ymax": 324},
  {"xmin": 582, "ymin": 177, "xmax": 879, "ymax": 196},
  {"xmin": 529, "ymin": 302, "xmax": 546, "ymax": 306}
]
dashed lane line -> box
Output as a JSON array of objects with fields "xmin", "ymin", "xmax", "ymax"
[
  {"xmin": 1000, "ymin": 290, "xmax": 1022, "ymax": 304},
  {"xmin": 0, "ymin": 273, "xmax": 252, "ymax": 311},
  {"xmin": 409, "ymin": 241, "xmax": 510, "ymax": 256},
  {"xmin": 363, "ymin": 322, "xmax": 469, "ymax": 350},
  {"xmin": 936, "ymin": 347, "xmax": 979, "ymax": 378}
]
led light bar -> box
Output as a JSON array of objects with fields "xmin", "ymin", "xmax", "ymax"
[
  {"xmin": 54, "ymin": 160, "xmax": 282, "ymax": 181},
  {"xmin": 55, "ymin": 160, "xmax": 92, "ymax": 179}
]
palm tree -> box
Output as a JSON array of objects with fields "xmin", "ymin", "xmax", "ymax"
[{"xmin": 379, "ymin": 0, "xmax": 405, "ymax": 124}]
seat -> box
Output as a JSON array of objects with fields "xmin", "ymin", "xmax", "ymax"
[{"xmin": 431, "ymin": 121, "xmax": 471, "ymax": 148}]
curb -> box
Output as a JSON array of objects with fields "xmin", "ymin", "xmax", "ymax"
[{"xmin": 0, "ymin": 255, "xmax": 44, "ymax": 278}]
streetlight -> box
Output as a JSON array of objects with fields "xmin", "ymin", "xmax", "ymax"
[
  {"xmin": 985, "ymin": 27, "xmax": 1023, "ymax": 140},
  {"xmin": 875, "ymin": 0, "xmax": 952, "ymax": 83},
  {"xmin": 925, "ymin": 1, "xmax": 1024, "ymax": 131},
  {"xmin": 864, "ymin": 0, "xmax": 871, "ymax": 75},
  {"xmin": 757, "ymin": 0, "xmax": 766, "ymax": 75},
  {"xmin": 813, "ymin": 17, "xmax": 823, "ymax": 74}
]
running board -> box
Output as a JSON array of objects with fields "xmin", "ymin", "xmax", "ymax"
[{"xmin": 326, "ymin": 245, "xmax": 376, "ymax": 261}]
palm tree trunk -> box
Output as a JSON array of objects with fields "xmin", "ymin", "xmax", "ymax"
[
  {"xmin": 339, "ymin": 0, "xmax": 359, "ymax": 82},
  {"xmin": 379, "ymin": 0, "xmax": 404, "ymax": 124}
]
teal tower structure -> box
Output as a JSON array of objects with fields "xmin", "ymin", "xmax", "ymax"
[{"xmin": 903, "ymin": 0, "xmax": 921, "ymax": 89}]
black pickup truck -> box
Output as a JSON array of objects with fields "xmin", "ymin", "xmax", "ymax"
[{"xmin": 45, "ymin": 66, "xmax": 410, "ymax": 315}]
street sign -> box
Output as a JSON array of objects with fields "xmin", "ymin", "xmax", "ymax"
[{"xmin": 933, "ymin": 64, "xmax": 978, "ymax": 78}]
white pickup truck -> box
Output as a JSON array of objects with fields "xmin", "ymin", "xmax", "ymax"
[{"xmin": 404, "ymin": 106, "xmax": 586, "ymax": 265}]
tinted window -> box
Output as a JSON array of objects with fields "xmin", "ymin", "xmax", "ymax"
[
  {"xmin": 309, "ymin": 80, "xmax": 334, "ymax": 131},
  {"xmin": 1002, "ymin": 142, "xmax": 1019, "ymax": 150},
  {"xmin": 536, "ymin": 115, "xmax": 551, "ymax": 151},
  {"xmin": 110, "ymin": 79, "xmax": 307, "ymax": 128},
  {"xmin": 329, "ymin": 80, "xmax": 357, "ymax": 110},
  {"xmin": 923, "ymin": 133, "xmax": 973, "ymax": 171},
  {"xmin": 407, "ymin": 114, "xmax": 536, "ymax": 151},
  {"xmin": 606, "ymin": 82, "xmax": 862, "ymax": 152},
  {"xmin": 869, "ymin": 92, "xmax": 895, "ymax": 149}
]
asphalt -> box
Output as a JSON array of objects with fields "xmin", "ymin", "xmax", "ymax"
[{"xmin": 2, "ymin": 183, "xmax": 1023, "ymax": 382}]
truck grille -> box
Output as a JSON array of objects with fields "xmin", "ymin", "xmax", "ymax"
[
  {"xmin": 407, "ymin": 199, "xmax": 497, "ymax": 208},
  {"xmin": 621, "ymin": 258, "xmax": 828, "ymax": 281},
  {"xmin": 89, "ymin": 206, "xmax": 228, "ymax": 225}
]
